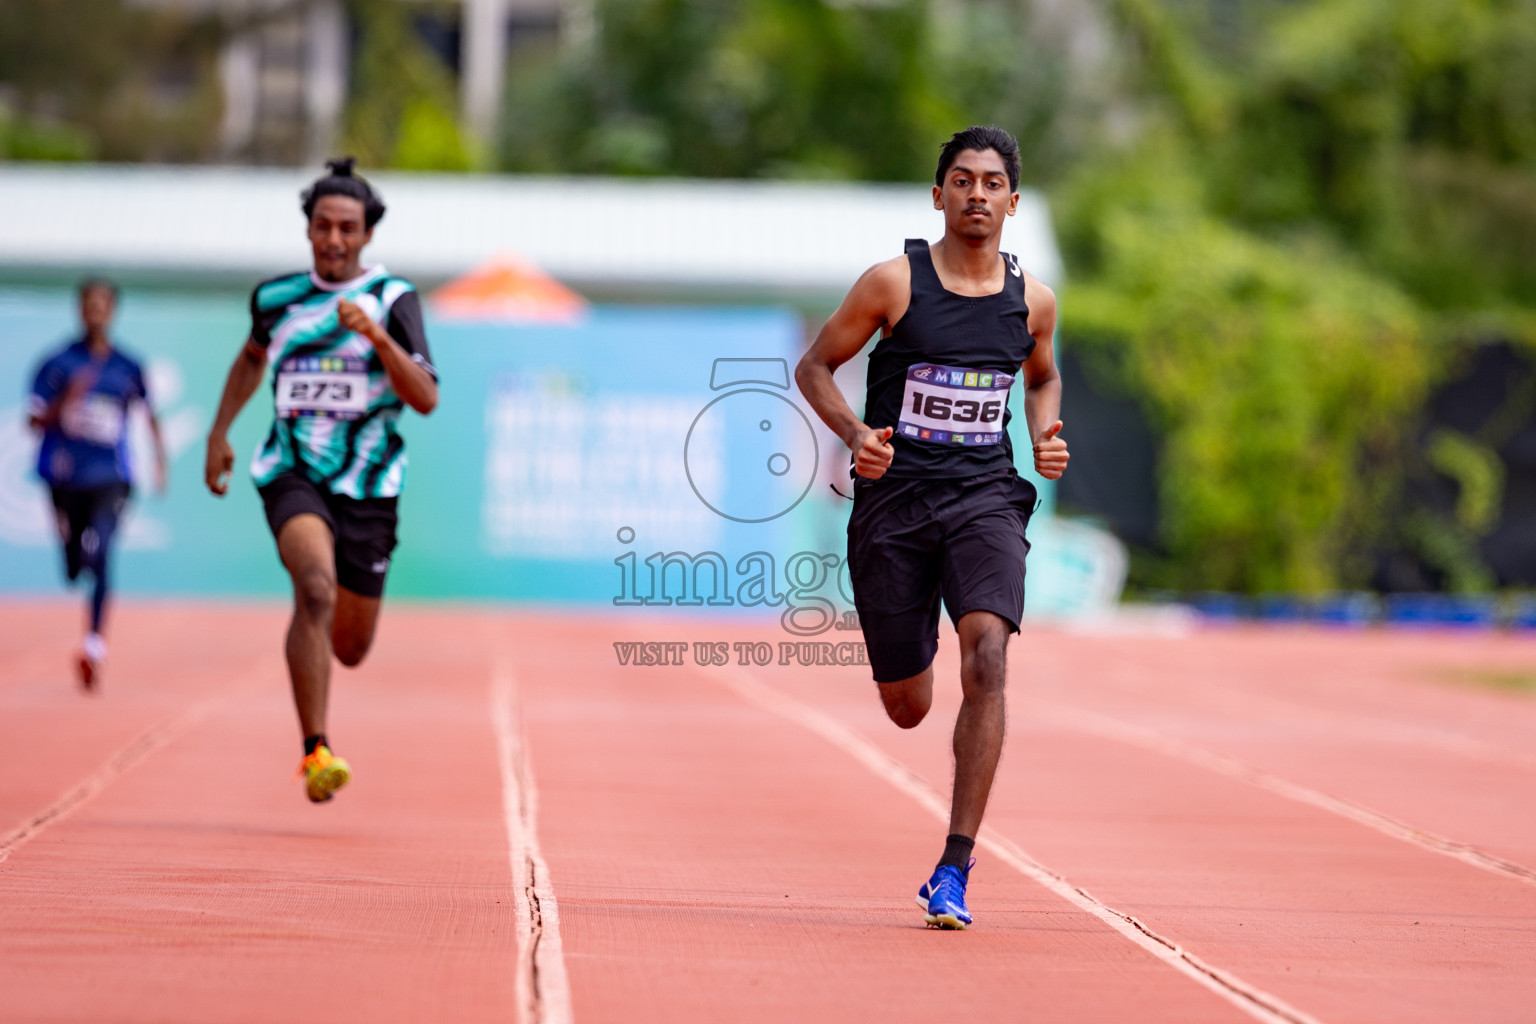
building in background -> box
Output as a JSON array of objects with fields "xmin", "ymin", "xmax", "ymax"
[
  {"xmin": 0, "ymin": 160, "xmax": 1063, "ymax": 298},
  {"xmin": 0, "ymin": 163, "xmax": 1134, "ymax": 615},
  {"xmin": 128, "ymin": 0, "xmax": 564, "ymax": 163},
  {"xmin": 117, "ymin": 0, "xmax": 1106, "ymax": 165},
  {"xmin": 207, "ymin": 0, "xmax": 349, "ymax": 164}
]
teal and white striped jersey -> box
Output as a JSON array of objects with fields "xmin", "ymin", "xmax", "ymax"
[{"xmin": 247, "ymin": 265, "xmax": 436, "ymax": 500}]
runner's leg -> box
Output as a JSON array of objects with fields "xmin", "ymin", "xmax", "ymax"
[
  {"xmin": 948, "ymin": 610, "xmax": 1010, "ymax": 837},
  {"xmin": 327, "ymin": 492, "xmax": 396, "ymax": 667},
  {"xmin": 877, "ymin": 665, "xmax": 935, "ymax": 729},
  {"xmin": 911, "ymin": 611, "xmax": 1008, "ymax": 929},
  {"xmin": 331, "ymin": 587, "xmax": 382, "ymax": 667},
  {"xmin": 850, "ymin": 478, "xmax": 943, "ymax": 727},
  {"xmin": 50, "ymin": 488, "xmax": 88, "ymax": 583},
  {"xmin": 81, "ymin": 486, "xmax": 128, "ymax": 636},
  {"xmin": 276, "ymin": 513, "xmax": 337, "ymax": 739}
]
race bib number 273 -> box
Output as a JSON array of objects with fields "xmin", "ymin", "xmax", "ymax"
[
  {"xmin": 275, "ymin": 357, "xmax": 369, "ymax": 420},
  {"xmin": 897, "ymin": 363, "xmax": 1014, "ymax": 446}
]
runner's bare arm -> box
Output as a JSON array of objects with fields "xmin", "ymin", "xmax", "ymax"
[
  {"xmin": 337, "ymin": 299, "xmax": 438, "ymax": 415},
  {"xmin": 796, "ymin": 258, "xmax": 909, "ymax": 479},
  {"xmin": 144, "ymin": 404, "xmax": 169, "ymax": 495},
  {"xmin": 1021, "ymin": 277, "xmax": 1068, "ymax": 480},
  {"xmin": 205, "ymin": 340, "xmax": 267, "ymax": 496},
  {"xmin": 28, "ymin": 367, "xmax": 99, "ymax": 432},
  {"xmin": 28, "ymin": 390, "xmax": 71, "ymax": 432}
]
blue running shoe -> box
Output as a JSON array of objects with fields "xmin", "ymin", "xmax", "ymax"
[{"xmin": 918, "ymin": 858, "xmax": 975, "ymax": 929}]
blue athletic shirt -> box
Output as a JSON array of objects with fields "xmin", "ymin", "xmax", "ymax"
[{"xmin": 28, "ymin": 338, "xmax": 149, "ymax": 489}]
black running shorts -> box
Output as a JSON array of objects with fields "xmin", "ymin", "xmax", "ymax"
[
  {"xmin": 258, "ymin": 472, "xmax": 399, "ymax": 598},
  {"xmin": 846, "ymin": 468, "xmax": 1037, "ymax": 683},
  {"xmin": 50, "ymin": 483, "xmax": 131, "ymax": 575}
]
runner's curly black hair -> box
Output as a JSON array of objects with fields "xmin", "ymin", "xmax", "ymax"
[
  {"xmin": 300, "ymin": 157, "xmax": 387, "ymax": 228},
  {"xmin": 935, "ymin": 126, "xmax": 1021, "ymax": 194}
]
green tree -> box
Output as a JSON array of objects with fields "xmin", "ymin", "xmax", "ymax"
[
  {"xmin": 499, "ymin": 0, "xmax": 1074, "ymax": 183},
  {"xmin": 342, "ymin": 0, "xmax": 474, "ymax": 171},
  {"xmin": 1053, "ymin": 0, "xmax": 1536, "ymax": 593},
  {"xmin": 0, "ymin": 0, "xmax": 225, "ymax": 162},
  {"xmin": 1216, "ymin": 0, "xmax": 1536, "ymax": 309},
  {"xmin": 1060, "ymin": 140, "xmax": 1432, "ymax": 592}
]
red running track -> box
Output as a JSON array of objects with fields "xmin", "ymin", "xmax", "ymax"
[{"xmin": 3, "ymin": 600, "xmax": 1535, "ymax": 1023}]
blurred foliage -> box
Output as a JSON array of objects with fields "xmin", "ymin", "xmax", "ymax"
[
  {"xmin": 2, "ymin": 0, "xmax": 1533, "ymax": 594},
  {"xmin": 1062, "ymin": 141, "xmax": 1432, "ymax": 591},
  {"xmin": 342, "ymin": 0, "xmax": 475, "ymax": 171},
  {"xmin": 1057, "ymin": 0, "xmax": 1536, "ymax": 593},
  {"xmin": 0, "ymin": 111, "xmax": 96, "ymax": 162},
  {"xmin": 0, "ymin": 0, "xmax": 474, "ymax": 169},
  {"xmin": 1207, "ymin": 0, "xmax": 1536, "ymax": 310},
  {"xmin": 494, "ymin": 0, "xmax": 1536, "ymax": 592},
  {"xmin": 1404, "ymin": 427, "xmax": 1505, "ymax": 591},
  {"xmin": 1426, "ymin": 429, "xmax": 1505, "ymax": 536},
  {"xmin": 497, "ymin": 0, "xmax": 1075, "ymax": 182},
  {"xmin": 0, "ymin": 0, "xmax": 226, "ymax": 162}
]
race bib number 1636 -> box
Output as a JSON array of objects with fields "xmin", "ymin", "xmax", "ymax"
[{"xmin": 897, "ymin": 363, "xmax": 1013, "ymax": 446}]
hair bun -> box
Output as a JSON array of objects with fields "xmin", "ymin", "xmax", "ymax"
[{"xmin": 302, "ymin": 156, "xmax": 385, "ymax": 227}]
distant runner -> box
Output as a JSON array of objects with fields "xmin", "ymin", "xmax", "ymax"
[
  {"xmin": 27, "ymin": 278, "xmax": 168, "ymax": 692},
  {"xmin": 204, "ymin": 158, "xmax": 439, "ymax": 803},
  {"xmin": 796, "ymin": 126, "xmax": 1069, "ymax": 928}
]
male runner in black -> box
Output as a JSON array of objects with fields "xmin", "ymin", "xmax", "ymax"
[
  {"xmin": 28, "ymin": 279, "xmax": 168, "ymax": 692},
  {"xmin": 796, "ymin": 126, "xmax": 1069, "ymax": 928},
  {"xmin": 204, "ymin": 159, "xmax": 439, "ymax": 803}
]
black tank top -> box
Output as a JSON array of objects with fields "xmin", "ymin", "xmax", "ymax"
[{"xmin": 862, "ymin": 239, "xmax": 1035, "ymax": 479}]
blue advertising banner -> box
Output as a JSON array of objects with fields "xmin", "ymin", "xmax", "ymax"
[{"xmin": 2, "ymin": 288, "xmax": 1114, "ymax": 620}]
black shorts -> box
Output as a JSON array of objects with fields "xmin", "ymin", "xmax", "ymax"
[
  {"xmin": 258, "ymin": 473, "xmax": 399, "ymax": 599},
  {"xmin": 50, "ymin": 483, "xmax": 131, "ymax": 575},
  {"xmin": 847, "ymin": 468, "xmax": 1037, "ymax": 683}
]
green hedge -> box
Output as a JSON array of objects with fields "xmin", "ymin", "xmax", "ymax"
[
  {"xmin": 1060, "ymin": 144, "xmax": 1432, "ymax": 592},
  {"xmin": 1055, "ymin": 0, "xmax": 1536, "ymax": 593}
]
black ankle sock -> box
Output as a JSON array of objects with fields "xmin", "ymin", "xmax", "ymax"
[
  {"xmin": 938, "ymin": 833, "xmax": 975, "ymax": 870},
  {"xmin": 304, "ymin": 734, "xmax": 328, "ymax": 756}
]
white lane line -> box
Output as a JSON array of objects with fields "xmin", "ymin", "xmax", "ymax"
[
  {"xmin": 1037, "ymin": 699, "xmax": 1536, "ymax": 888},
  {"xmin": 0, "ymin": 664, "xmax": 266, "ymax": 865},
  {"xmin": 492, "ymin": 661, "xmax": 573, "ymax": 1024},
  {"xmin": 1094, "ymin": 654, "xmax": 1536, "ymax": 774},
  {"xmin": 715, "ymin": 668, "xmax": 1321, "ymax": 1024},
  {"xmin": 1359, "ymin": 720, "xmax": 1536, "ymax": 773}
]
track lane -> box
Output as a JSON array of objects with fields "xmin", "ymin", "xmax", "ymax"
[
  {"xmin": 509, "ymin": 616, "xmax": 1259, "ymax": 1024},
  {"xmin": 715, "ymin": 663, "xmax": 1320, "ymax": 1024},
  {"xmin": 1073, "ymin": 627, "xmax": 1536, "ymax": 764},
  {"xmin": 0, "ymin": 602, "xmax": 285, "ymax": 842},
  {"xmin": 7, "ymin": 604, "xmax": 1536, "ymax": 1023},
  {"xmin": 0, "ymin": 608, "xmax": 521, "ymax": 1024},
  {"xmin": 1020, "ymin": 628, "xmax": 1536, "ymax": 871},
  {"xmin": 755, "ymin": 622, "xmax": 1536, "ymax": 1024}
]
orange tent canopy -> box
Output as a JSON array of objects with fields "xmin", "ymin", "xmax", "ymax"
[{"xmin": 429, "ymin": 255, "xmax": 588, "ymax": 323}]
